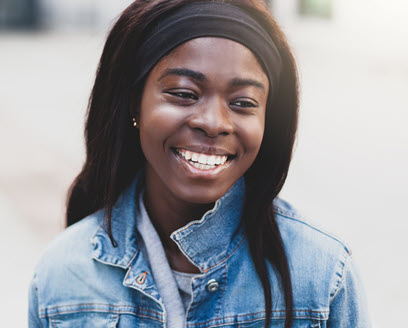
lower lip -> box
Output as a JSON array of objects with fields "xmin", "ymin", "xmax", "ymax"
[{"xmin": 173, "ymin": 150, "xmax": 232, "ymax": 178}]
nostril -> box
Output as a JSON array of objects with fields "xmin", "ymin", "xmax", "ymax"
[
  {"xmin": 187, "ymin": 102, "xmax": 234, "ymax": 137},
  {"xmin": 189, "ymin": 123, "xmax": 232, "ymax": 138}
]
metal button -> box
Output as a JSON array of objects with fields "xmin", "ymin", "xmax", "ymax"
[{"xmin": 206, "ymin": 279, "xmax": 219, "ymax": 292}]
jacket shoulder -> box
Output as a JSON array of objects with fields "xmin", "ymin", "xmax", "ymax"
[
  {"xmin": 274, "ymin": 197, "xmax": 351, "ymax": 255},
  {"xmin": 273, "ymin": 198, "xmax": 352, "ymax": 307},
  {"xmin": 32, "ymin": 213, "xmax": 105, "ymax": 302},
  {"xmin": 34, "ymin": 213, "xmax": 103, "ymax": 273}
]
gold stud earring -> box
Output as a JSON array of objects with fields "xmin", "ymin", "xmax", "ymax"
[{"xmin": 132, "ymin": 117, "xmax": 138, "ymax": 128}]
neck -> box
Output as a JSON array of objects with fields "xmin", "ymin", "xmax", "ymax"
[
  {"xmin": 142, "ymin": 170, "xmax": 214, "ymax": 273},
  {"xmin": 143, "ymin": 182, "xmax": 212, "ymax": 274},
  {"xmin": 143, "ymin": 185, "xmax": 213, "ymax": 249}
]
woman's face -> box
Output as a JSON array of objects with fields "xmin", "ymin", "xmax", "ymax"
[{"xmin": 138, "ymin": 37, "xmax": 269, "ymax": 205}]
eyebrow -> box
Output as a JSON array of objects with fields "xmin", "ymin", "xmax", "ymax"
[
  {"xmin": 229, "ymin": 78, "xmax": 266, "ymax": 93},
  {"xmin": 158, "ymin": 68, "xmax": 206, "ymax": 82},
  {"xmin": 158, "ymin": 67, "xmax": 266, "ymax": 93}
]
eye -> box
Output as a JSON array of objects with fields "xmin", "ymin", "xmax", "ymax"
[
  {"xmin": 231, "ymin": 100, "xmax": 256, "ymax": 108},
  {"xmin": 230, "ymin": 99, "xmax": 258, "ymax": 112},
  {"xmin": 165, "ymin": 90, "xmax": 198, "ymax": 101}
]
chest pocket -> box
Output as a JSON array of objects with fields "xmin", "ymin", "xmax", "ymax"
[
  {"xmin": 47, "ymin": 311, "xmax": 164, "ymax": 328},
  {"xmin": 269, "ymin": 319, "xmax": 325, "ymax": 328},
  {"xmin": 224, "ymin": 319, "xmax": 325, "ymax": 328},
  {"xmin": 49, "ymin": 312, "xmax": 119, "ymax": 328}
]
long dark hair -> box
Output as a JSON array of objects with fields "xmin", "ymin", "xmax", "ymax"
[{"xmin": 66, "ymin": 1, "xmax": 299, "ymax": 327}]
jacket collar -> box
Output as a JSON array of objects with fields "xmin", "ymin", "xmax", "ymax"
[
  {"xmin": 90, "ymin": 175, "xmax": 140, "ymax": 269},
  {"xmin": 170, "ymin": 177, "xmax": 245, "ymax": 272},
  {"xmin": 91, "ymin": 172, "xmax": 246, "ymax": 273}
]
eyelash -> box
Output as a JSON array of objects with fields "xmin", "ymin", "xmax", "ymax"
[
  {"xmin": 230, "ymin": 100, "xmax": 257, "ymax": 108},
  {"xmin": 166, "ymin": 91, "xmax": 198, "ymax": 100},
  {"xmin": 165, "ymin": 91, "xmax": 258, "ymax": 110}
]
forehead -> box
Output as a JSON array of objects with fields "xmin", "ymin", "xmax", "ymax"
[{"xmin": 149, "ymin": 37, "xmax": 269, "ymax": 86}]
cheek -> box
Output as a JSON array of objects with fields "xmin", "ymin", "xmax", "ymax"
[
  {"xmin": 239, "ymin": 115, "xmax": 266, "ymax": 157},
  {"xmin": 139, "ymin": 98, "xmax": 178, "ymax": 145},
  {"xmin": 247, "ymin": 130, "xmax": 265, "ymax": 165},
  {"xmin": 139, "ymin": 89, "xmax": 189, "ymax": 131},
  {"xmin": 138, "ymin": 101, "xmax": 188, "ymax": 166},
  {"xmin": 139, "ymin": 113, "xmax": 171, "ymax": 164}
]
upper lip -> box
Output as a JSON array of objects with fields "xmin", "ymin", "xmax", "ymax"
[{"xmin": 172, "ymin": 145, "xmax": 234, "ymax": 157}]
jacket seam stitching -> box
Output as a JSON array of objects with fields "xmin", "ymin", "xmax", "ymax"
[
  {"xmin": 216, "ymin": 261, "xmax": 228, "ymax": 318},
  {"xmin": 273, "ymin": 207, "xmax": 351, "ymax": 253},
  {"xmin": 187, "ymin": 310, "xmax": 329, "ymax": 326},
  {"xmin": 91, "ymin": 241, "xmax": 139, "ymax": 269},
  {"xmin": 41, "ymin": 309, "xmax": 164, "ymax": 327},
  {"xmin": 40, "ymin": 308, "xmax": 162, "ymax": 321},
  {"xmin": 126, "ymin": 247, "xmax": 139, "ymax": 267},
  {"xmin": 329, "ymin": 252, "xmax": 351, "ymax": 301},
  {"xmin": 172, "ymin": 199, "xmax": 221, "ymax": 237},
  {"xmin": 203, "ymin": 235, "xmax": 245, "ymax": 273},
  {"xmin": 39, "ymin": 303, "xmax": 162, "ymax": 317},
  {"xmin": 32, "ymin": 274, "xmax": 42, "ymax": 321}
]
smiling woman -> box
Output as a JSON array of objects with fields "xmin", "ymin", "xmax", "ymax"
[
  {"xmin": 28, "ymin": 1, "xmax": 371, "ymax": 327},
  {"xmin": 140, "ymin": 38, "xmax": 268, "ymax": 207},
  {"xmin": 140, "ymin": 38, "xmax": 268, "ymax": 274}
]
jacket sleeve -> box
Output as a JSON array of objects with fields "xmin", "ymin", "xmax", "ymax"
[
  {"xmin": 327, "ymin": 253, "xmax": 372, "ymax": 327},
  {"xmin": 28, "ymin": 274, "xmax": 43, "ymax": 328}
]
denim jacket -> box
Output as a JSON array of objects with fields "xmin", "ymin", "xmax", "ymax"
[{"xmin": 29, "ymin": 176, "xmax": 371, "ymax": 327}]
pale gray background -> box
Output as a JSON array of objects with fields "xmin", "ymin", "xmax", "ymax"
[{"xmin": 1, "ymin": 0, "xmax": 407, "ymax": 326}]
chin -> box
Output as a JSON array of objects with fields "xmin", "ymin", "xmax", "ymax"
[{"xmin": 174, "ymin": 184, "xmax": 230, "ymax": 205}]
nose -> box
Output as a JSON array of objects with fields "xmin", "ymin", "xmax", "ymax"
[{"xmin": 187, "ymin": 97, "xmax": 234, "ymax": 137}]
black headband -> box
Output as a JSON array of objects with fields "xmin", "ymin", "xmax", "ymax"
[{"xmin": 132, "ymin": 1, "xmax": 282, "ymax": 97}]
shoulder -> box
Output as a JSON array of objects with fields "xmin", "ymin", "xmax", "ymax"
[
  {"xmin": 274, "ymin": 197, "xmax": 351, "ymax": 256},
  {"xmin": 34, "ymin": 212, "xmax": 103, "ymax": 274},
  {"xmin": 273, "ymin": 198, "xmax": 352, "ymax": 306},
  {"xmin": 32, "ymin": 212, "xmax": 104, "ymax": 299}
]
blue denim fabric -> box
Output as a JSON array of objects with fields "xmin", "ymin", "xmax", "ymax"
[{"xmin": 29, "ymin": 175, "xmax": 371, "ymax": 327}]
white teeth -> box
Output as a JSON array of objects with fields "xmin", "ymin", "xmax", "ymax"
[
  {"xmin": 177, "ymin": 149, "xmax": 230, "ymax": 169},
  {"xmin": 184, "ymin": 150, "xmax": 192, "ymax": 160},
  {"xmin": 207, "ymin": 156, "xmax": 216, "ymax": 165},
  {"xmin": 190, "ymin": 162, "xmax": 216, "ymax": 170},
  {"xmin": 197, "ymin": 154, "xmax": 207, "ymax": 165}
]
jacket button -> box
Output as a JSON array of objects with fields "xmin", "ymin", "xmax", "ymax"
[{"xmin": 206, "ymin": 279, "xmax": 219, "ymax": 292}]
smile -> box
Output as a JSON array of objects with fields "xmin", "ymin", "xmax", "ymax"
[{"xmin": 175, "ymin": 149, "xmax": 230, "ymax": 170}]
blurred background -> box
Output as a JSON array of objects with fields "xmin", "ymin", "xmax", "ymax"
[{"xmin": 1, "ymin": 0, "xmax": 407, "ymax": 326}]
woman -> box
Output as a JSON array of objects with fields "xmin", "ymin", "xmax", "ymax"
[{"xmin": 29, "ymin": 0, "xmax": 370, "ymax": 327}]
